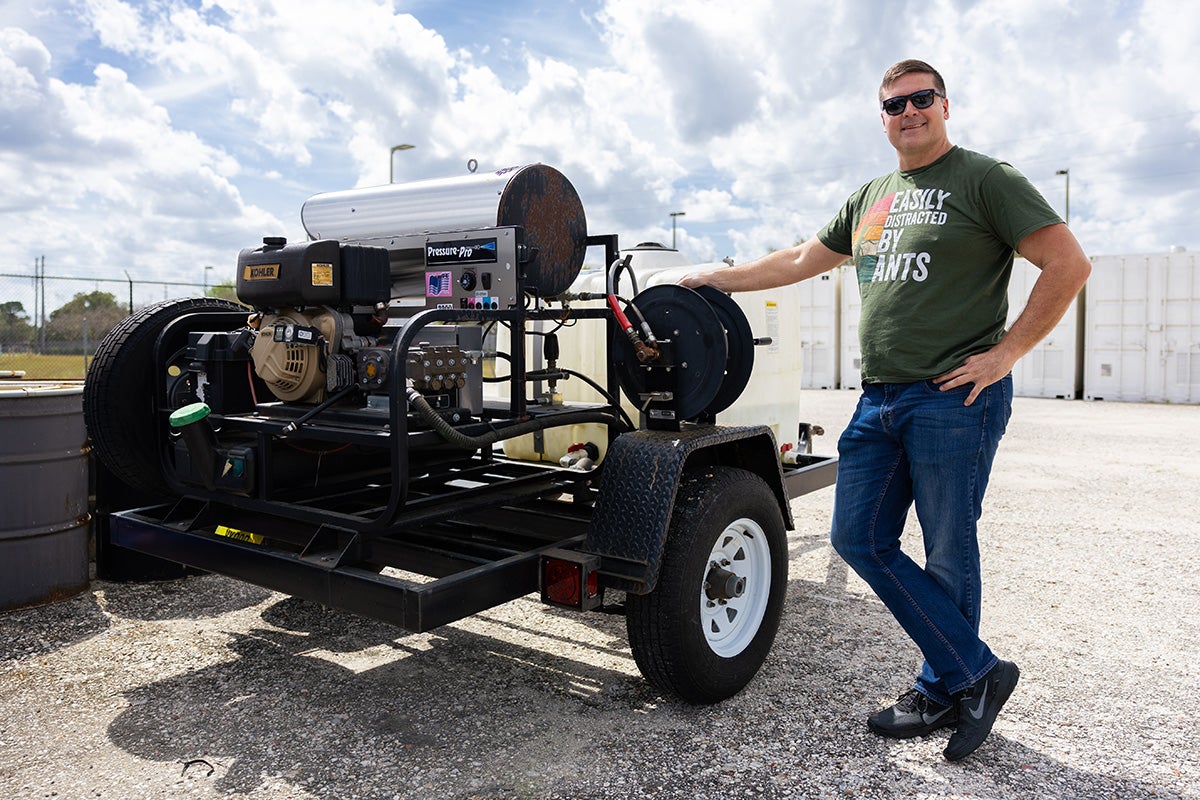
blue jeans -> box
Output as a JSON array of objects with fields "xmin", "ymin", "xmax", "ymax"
[{"xmin": 830, "ymin": 375, "xmax": 1012, "ymax": 704}]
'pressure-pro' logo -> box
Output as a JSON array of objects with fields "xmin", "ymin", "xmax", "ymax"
[{"xmin": 426, "ymin": 238, "xmax": 498, "ymax": 266}]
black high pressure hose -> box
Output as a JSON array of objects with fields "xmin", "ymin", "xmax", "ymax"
[{"xmin": 405, "ymin": 387, "xmax": 625, "ymax": 449}]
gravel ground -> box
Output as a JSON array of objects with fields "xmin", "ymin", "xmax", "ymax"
[{"xmin": 2, "ymin": 390, "xmax": 1198, "ymax": 800}]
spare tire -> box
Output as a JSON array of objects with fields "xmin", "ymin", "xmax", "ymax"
[{"xmin": 84, "ymin": 297, "xmax": 245, "ymax": 495}]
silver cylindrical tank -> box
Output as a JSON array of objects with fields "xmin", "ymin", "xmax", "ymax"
[
  {"xmin": 301, "ymin": 164, "xmax": 588, "ymax": 297},
  {"xmin": 0, "ymin": 381, "xmax": 90, "ymax": 610}
]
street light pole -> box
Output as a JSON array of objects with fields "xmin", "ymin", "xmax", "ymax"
[
  {"xmin": 669, "ymin": 211, "xmax": 686, "ymax": 249},
  {"xmin": 1056, "ymin": 169, "xmax": 1070, "ymax": 226},
  {"xmin": 390, "ymin": 143, "xmax": 415, "ymax": 183},
  {"xmin": 203, "ymin": 265, "xmax": 213, "ymax": 295}
]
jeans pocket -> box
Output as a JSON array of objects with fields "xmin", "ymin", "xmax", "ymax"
[{"xmin": 921, "ymin": 379, "xmax": 971, "ymax": 398}]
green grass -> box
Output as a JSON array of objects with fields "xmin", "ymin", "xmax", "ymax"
[{"xmin": 0, "ymin": 353, "xmax": 92, "ymax": 381}]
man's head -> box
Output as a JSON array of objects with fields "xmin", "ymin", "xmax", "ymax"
[
  {"xmin": 879, "ymin": 59, "xmax": 952, "ymax": 170},
  {"xmin": 879, "ymin": 60, "xmax": 946, "ymax": 102}
]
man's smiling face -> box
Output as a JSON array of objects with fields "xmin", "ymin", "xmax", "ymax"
[{"xmin": 880, "ymin": 72, "xmax": 951, "ymax": 169}]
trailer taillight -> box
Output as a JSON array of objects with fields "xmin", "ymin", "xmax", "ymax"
[{"xmin": 540, "ymin": 549, "xmax": 602, "ymax": 611}]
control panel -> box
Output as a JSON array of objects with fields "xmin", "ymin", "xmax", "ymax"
[{"xmin": 424, "ymin": 227, "xmax": 522, "ymax": 310}]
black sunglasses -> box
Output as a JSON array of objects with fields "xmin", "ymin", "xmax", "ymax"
[{"xmin": 881, "ymin": 88, "xmax": 946, "ymax": 116}]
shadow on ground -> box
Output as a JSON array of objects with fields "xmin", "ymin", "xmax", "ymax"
[
  {"xmin": 101, "ymin": 539, "xmax": 1187, "ymax": 800},
  {"xmin": 0, "ymin": 590, "xmax": 110, "ymax": 660}
]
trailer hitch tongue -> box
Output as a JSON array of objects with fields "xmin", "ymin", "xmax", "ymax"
[{"xmin": 704, "ymin": 562, "xmax": 745, "ymax": 601}]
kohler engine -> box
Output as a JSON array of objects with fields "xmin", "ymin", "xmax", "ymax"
[{"xmin": 236, "ymin": 237, "xmax": 390, "ymax": 403}]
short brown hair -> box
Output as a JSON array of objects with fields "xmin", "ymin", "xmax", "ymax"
[{"xmin": 879, "ymin": 60, "xmax": 946, "ymax": 100}]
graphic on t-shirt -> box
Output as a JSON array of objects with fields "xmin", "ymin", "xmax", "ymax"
[
  {"xmin": 852, "ymin": 189, "xmax": 951, "ymax": 285},
  {"xmin": 852, "ymin": 195, "xmax": 893, "ymax": 283}
]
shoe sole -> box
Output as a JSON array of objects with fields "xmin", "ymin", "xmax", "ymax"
[
  {"xmin": 943, "ymin": 662, "xmax": 1020, "ymax": 761},
  {"xmin": 867, "ymin": 714, "xmax": 957, "ymax": 740}
]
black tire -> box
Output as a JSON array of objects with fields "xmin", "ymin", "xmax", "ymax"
[
  {"xmin": 626, "ymin": 466, "xmax": 788, "ymax": 703},
  {"xmin": 84, "ymin": 297, "xmax": 245, "ymax": 496}
]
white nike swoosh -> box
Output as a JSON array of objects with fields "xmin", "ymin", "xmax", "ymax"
[
  {"xmin": 923, "ymin": 706, "xmax": 953, "ymax": 724},
  {"xmin": 967, "ymin": 685, "xmax": 989, "ymax": 720}
]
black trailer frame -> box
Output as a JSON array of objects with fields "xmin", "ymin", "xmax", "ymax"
[{"xmin": 108, "ymin": 451, "xmax": 835, "ymax": 632}]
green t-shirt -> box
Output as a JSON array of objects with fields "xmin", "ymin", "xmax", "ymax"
[{"xmin": 817, "ymin": 146, "xmax": 1061, "ymax": 383}]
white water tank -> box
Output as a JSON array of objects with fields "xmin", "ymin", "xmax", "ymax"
[{"xmin": 501, "ymin": 244, "xmax": 806, "ymax": 463}]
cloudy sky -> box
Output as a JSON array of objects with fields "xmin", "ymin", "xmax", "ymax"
[{"xmin": 1, "ymin": 0, "xmax": 1197, "ymax": 301}]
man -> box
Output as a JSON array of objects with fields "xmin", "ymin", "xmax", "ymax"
[{"xmin": 680, "ymin": 59, "xmax": 1090, "ymax": 761}]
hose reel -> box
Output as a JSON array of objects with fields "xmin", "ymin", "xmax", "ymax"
[{"xmin": 612, "ymin": 284, "xmax": 756, "ymax": 427}]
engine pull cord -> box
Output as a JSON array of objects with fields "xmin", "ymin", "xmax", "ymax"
[{"xmin": 606, "ymin": 255, "xmax": 659, "ymax": 363}]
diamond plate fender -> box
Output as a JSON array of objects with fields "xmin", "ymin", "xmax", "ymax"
[{"xmin": 585, "ymin": 425, "xmax": 793, "ymax": 594}]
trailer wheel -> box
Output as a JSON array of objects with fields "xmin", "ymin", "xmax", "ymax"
[
  {"xmin": 84, "ymin": 297, "xmax": 245, "ymax": 496},
  {"xmin": 625, "ymin": 466, "xmax": 787, "ymax": 703}
]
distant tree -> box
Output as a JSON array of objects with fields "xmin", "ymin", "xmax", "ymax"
[
  {"xmin": 44, "ymin": 291, "xmax": 128, "ymax": 342},
  {"xmin": 0, "ymin": 301, "xmax": 34, "ymax": 348},
  {"xmin": 206, "ymin": 280, "xmax": 243, "ymax": 304}
]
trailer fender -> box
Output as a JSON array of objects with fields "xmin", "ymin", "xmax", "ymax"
[{"xmin": 585, "ymin": 425, "xmax": 792, "ymax": 594}]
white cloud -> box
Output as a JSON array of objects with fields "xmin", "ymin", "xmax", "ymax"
[
  {"xmin": 0, "ymin": 25, "xmax": 282, "ymax": 282},
  {"xmin": 0, "ymin": 0, "xmax": 1196, "ymax": 303},
  {"xmin": 85, "ymin": 0, "xmax": 143, "ymax": 52}
]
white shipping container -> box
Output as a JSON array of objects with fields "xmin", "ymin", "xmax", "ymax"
[
  {"xmin": 1006, "ymin": 258, "xmax": 1082, "ymax": 399},
  {"xmin": 1085, "ymin": 252, "xmax": 1200, "ymax": 403},
  {"xmin": 1164, "ymin": 254, "xmax": 1200, "ymax": 403}
]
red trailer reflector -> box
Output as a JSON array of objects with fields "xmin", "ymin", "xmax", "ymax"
[
  {"xmin": 540, "ymin": 549, "xmax": 602, "ymax": 611},
  {"xmin": 544, "ymin": 560, "xmax": 582, "ymax": 606}
]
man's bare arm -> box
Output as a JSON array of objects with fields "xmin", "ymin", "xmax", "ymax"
[{"xmin": 679, "ymin": 237, "xmax": 848, "ymax": 292}]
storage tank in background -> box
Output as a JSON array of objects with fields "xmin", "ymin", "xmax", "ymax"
[
  {"xmin": 840, "ymin": 266, "xmax": 863, "ymax": 390},
  {"xmin": 795, "ymin": 269, "xmax": 841, "ymax": 390}
]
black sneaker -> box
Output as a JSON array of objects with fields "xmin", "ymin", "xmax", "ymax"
[
  {"xmin": 943, "ymin": 660, "xmax": 1020, "ymax": 761},
  {"xmin": 867, "ymin": 689, "xmax": 958, "ymax": 739}
]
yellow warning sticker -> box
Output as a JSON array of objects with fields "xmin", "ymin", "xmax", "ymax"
[
  {"xmin": 311, "ymin": 262, "xmax": 334, "ymax": 286},
  {"xmin": 214, "ymin": 525, "xmax": 264, "ymax": 545}
]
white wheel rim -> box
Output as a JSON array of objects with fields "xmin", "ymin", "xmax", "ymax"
[{"xmin": 699, "ymin": 517, "xmax": 771, "ymax": 657}]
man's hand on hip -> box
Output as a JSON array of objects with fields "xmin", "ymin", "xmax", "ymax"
[{"xmin": 933, "ymin": 348, "xmax": 1017, "ymax": 406}]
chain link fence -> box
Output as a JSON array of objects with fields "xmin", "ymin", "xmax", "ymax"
[{"xmin": 0, "ymin": 265, "xmax": 238, "ymax": 380}]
